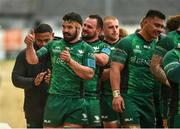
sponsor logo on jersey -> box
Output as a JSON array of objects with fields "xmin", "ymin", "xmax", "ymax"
[
  {"xmin": 44, "ymin": 119, "xmax": 51, "ymax": 124},
  {"xmin": 133, "ymin": 45, "xmax": 142, "ymax": 53},
  {"xmin": 101, "ymin": 115, "xmax": 108, "ymax": 119},
  {"xmin": 102, "ymin": 47, "xmax": 111, "ymax": 55},
  {"xmin": 130, "ymin": 56, "xmax": 151, "ymax": 66},
  {"xmin": 111, "ymin": 47, "xmax": 115, "ymax": 50},
  {"xmin": 124, "ymin": 117, "xmax": 133, "ymax": 122},
  {"xmin": 144, "ymin": 45, "xmax": 151, "ymax": 49},
  {"xmin": 87, "ymin": 58, "xmax": 96, "ymax": 68}
]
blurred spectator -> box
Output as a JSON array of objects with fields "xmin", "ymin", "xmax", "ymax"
[{"xmin": 119, "ymin": 27, "xmax": 128, "ymax": 39}]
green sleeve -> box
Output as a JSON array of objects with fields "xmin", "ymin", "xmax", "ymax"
[
  {"xmin": 111, "ymin": 37, "xmax": 131, "ymax": 64},
  {"xmin": 83, "ymin": 44, "xmax": 96, "ymax": 69},
  {"xmin": 154, "ymin": 36, "xmax": 174, "ymax": 57},
  {"xmin": 100, "ymin": 42, "xmax": 111, "ymax": 56},
  {"xmin": 36, "ymin": 41, "xmax": 51, "ymax": 57},
  {"xmin": 163, "ymin": 50, "xmax": 180, "ymax": 83}
]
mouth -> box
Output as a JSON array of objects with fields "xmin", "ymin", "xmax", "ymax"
[
  {"xmin": 63, "ymin": 33, "xmax": 71, "ymax": 37},
  {"xmin": 82, "ymin": 31, "xmax": 89, "ymax": 35}
]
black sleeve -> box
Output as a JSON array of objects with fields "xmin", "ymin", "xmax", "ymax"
[{"xmin": 11, "ymin": 51, "xmax": 35, "ymax": 89}]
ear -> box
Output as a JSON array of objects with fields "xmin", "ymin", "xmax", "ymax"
[
  {"xmin": 97, "ymin": 27, "xmax": 102, "ymax": 34},
  {"xmin": 52, "ymin": 33, "xmax": 55, "ymax": 38},
  {"xmin": 143, "ymin": 17, "xmax": 151, "ymax": 24},
  {"xmin": 141, "ymin": 18, "xmax": 150, "ymax": 29}
]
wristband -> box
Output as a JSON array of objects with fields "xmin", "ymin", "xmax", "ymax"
[{"xmin": 113, "ymin": 90, "xmax": 120, "ymax": 97}]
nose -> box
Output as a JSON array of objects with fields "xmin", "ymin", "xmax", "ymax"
[
  {"xmin": 112, "ymin": 26, "xmax": 117, "ymax": 32},
  {"xmin": 42, "ymin": 41, "xmax": 46, "ymax": 46},
  {"xmin": 63, "ymin": 27, "xmax": 69, "ymax": 33}
]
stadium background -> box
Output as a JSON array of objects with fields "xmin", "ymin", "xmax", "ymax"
[{"xmin": 0, "ymin": 0, "xmax": 179, "ymax": 128}]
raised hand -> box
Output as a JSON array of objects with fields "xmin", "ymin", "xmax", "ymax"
[{"xmin": 24, "ymin": 33, "xmax": 35, "ymax": 46}]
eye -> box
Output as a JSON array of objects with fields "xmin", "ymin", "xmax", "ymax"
[
  {"xmin": 44, "ymin": 39, "xmax": 50, "ymax": 42},
  {"xmin": 154, "ymin": 23, "xmax": 164, "ymax": 29}
]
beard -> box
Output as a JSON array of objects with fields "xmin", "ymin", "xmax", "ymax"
[
  {"xmin": 63, "ymin": 31, "xmax": 78, "ymax": 42},
  {"xmin": 82, "ymin": 31, "xmax": 96, "ymax": 41}
]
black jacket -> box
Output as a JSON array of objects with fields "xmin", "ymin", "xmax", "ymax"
[{"xmin": 11, "ymin": 43, "xmax": 51, "ymax": 122}]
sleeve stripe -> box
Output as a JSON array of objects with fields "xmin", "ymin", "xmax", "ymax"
[
  {"xmin": 166, "ymin": 68, "xmax": 176, "ymax": 76},
  {"xmin": 36, "ymin": 47, "xmax": 48, "ymax": 57},
  {"xmin": 156, "ymin": 46, "xmax": 167, "ymax": 53},
  {"xmin": 164, "ymin": 61, "xmax": 180, "ymax": 74},
  {"xmin": 41, "ymin": 47, "xmax": 48, "ymax": 52}
]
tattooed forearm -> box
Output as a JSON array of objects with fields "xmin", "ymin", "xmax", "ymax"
[{"xmin": 150, "ymin": 54, "xmax": 170, "ymax": 86}]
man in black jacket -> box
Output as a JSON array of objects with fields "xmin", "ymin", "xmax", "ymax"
[{"xmin": 11, "ymin": 23, "xmax": 54, "ymax": 128}]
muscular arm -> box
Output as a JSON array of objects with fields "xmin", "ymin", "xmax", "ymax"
[
  {"xmin": 110, "ymin": 62, "xmax": 124, "ymax": 91},
  {"xmin": 67, "ymin": 59, "xmax": 94, "ymax": 80},
  {"xmin": 150, "ymin": 54, "xmax": 170, "ymax": 86},
  {"xmin": 101, "ymin": 68, "xmax": 110, "ymax": 81},
  {"xmin": 110, "ymin": 62, "xmax": 125, "ymax": 112},
  {"xmin": 95, "ymin": 53, "xmax": 109, "ymax": 66},
  {"xmin": 25, "ymin": 33, "xmax": 39, "ymax": 64},
  {"xmin": 26, "ymin": 45, "xmax": 39, "ymax": 64},
  {"xmin": 60, "ymin": 47, "xmax": 95, "ymax": 80}
]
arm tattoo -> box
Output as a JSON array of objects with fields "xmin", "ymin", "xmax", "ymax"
[{"xmin": 150, "ymin": 54, "xmax": 169, "ymax": 86}]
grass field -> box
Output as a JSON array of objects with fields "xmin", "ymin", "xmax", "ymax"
[{"xmin": 0, "ymin": 60, "xmax": 26, "ymax": 128}]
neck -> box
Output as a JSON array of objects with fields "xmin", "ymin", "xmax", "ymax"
[
  {"xmin": 85, "ymin": 36, "xmax": 99, "ymax": 43},
  {"xmin": 69, "ymin": 37, "xmax": 80, "ymax": 44},
  {"xmin": 138, "ymin": 30, "xmax": 152, "ymax": 42},
  {"xmin": 104, "ymin": 38, "xmax": 119, "ymax": 44}
]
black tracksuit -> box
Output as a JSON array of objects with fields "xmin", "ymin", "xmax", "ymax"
[{"xmin": 11, "ymin": 43, "xmax": 51, "ymax": 128}]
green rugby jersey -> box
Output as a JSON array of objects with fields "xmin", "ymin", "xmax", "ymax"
[
  {"xmin": 155, "ymin": 30, "xmax": 180, "ymax": 56},
  {"xmin": 101, "ymin": 41, "xmax": 118, "ymax": 95},
  {"xmin": 84, "ymin": 40, "xmax": 111, "ymax": 97},
  {"xmin": 163, "ymin": 48, "xmax": 180, "ymax": 114},
  {"xmin": 36, "ymin": 39, "xmax": 96, "ymax": 97},
  {"xmin": 111, "ymin": 33, "xmax": 157, "ymax": 95}
]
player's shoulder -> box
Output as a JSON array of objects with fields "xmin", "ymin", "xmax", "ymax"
[
  {"xmin": 116, "ymin": 33, "xmax": 135, "ymax": 48},
  {"xmin": 48, "ymin": 37, "xmax": 63, "ymax": 45},
  {"xmin": 53, "ymin": 36, "xmax": 62, "ymax": 40}
]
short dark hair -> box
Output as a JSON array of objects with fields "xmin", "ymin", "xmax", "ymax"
[
  {"xmin": 88, "ymin": 14, "xmax": 103, "ymax": 29},
  {"xmin": 145, "ymin": 9, "xmax": 166, "ymax": 20},
  {"xmin": 63, "ymin": 12, "xmax": 83, "ymax": 26},
  {"xmin": 34, "ymin": 23, "xmax": 53, "ymax": 33}
]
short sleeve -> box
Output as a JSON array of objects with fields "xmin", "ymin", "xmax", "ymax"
[
  {"xmin": 83, "ymin": 45, "xmax": 96, "ymax": 69},
  {"xmin": 111, "ymin": 38, "xmax": 131, "ymax": 64}
]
